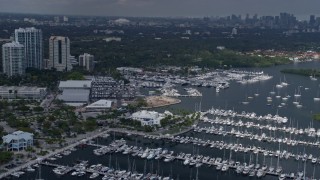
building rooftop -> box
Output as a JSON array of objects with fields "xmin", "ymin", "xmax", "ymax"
[
  {"xmin": 86, "ymin": 99, "xmax": 113, "ymax": 109},
  {"xmin": 132, "ymin": 110, "xmax": 162, "ymax": 120},
  {"xmin": 58, "ymin": 89, "xmax": 90, "ymax": 102},
  {"xmin": 2, "ymin": 131, "xmax": 33, "ymax": 144},
  {"xmin": 2, "ymin": 41, "xmax": 24, "ymax": 48},
  {"xmin": 15, "ymin": 27, "xmax": 40, "ymax": 32},
  {"xmin": 59, "ymin": 80, "xmax": 92, "ymax": 89},
  {"xmin": 0, "ymin": 86, "xmax": 46, "ymax": 92}
]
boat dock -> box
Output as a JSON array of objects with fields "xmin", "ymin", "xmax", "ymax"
[{"xmin": 88, "ymin": 139, "xmax": 299, "ymax": 179}]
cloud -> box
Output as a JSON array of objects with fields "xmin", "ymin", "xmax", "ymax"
[
  {"xmin": 117, "ymin": 0, "xmax": 128, "ymax": 5},
  {"xmin": 0, "ymin": 0, "xmax": 320, "ymax": 18}
]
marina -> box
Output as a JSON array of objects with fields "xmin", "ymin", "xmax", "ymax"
[
  {"xmin": 4, "ymin": 61, "xmax": 320, "ymax": 180},
  {"xmin": 7, "ymin": 131, "xmax": 319, "ymax": 180}
]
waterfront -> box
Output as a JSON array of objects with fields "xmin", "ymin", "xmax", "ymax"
[
  {"xmin": 6, "ymin": 61, "xmax": 320, "ymax": 180},
  {"xmin": 156, "ymin": 61, "xmax": 320, "ymax": 127}
]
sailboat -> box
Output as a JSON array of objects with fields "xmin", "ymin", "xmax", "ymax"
[
  {"xmin": 282, "ymin": 93, "xmax": 289, "ymax": 101},
  {"xmin": 276, "ymin": 78, "xmax": 283, "ymax": 88},
  {"xmin": 261, "ymin": 155, "xmax": 267, "ymax": 171},
  {"xmin": 314, "ymin": 90, "xmax": 320, "ymax": 102},
  {"xmin": 242, "ymin": 95, "xmax": 249, "ymax": 105},
  {"xmin": 275, "ymin": 142, "xmax": 282, "ymax": 174},
  {"xmin": 296, "ymin": 102, "xmax": 303, "ymax": 108},
  {"xmin": 310, "ymin": 74, "xmax": 317, "ymax": 81},
  {"xmin": 268, "ymin": 157, "xmax": 274, "ymax": 173},
  {"xmin": 270, "ymin": 87, "xmax": 276, "ymax": 95},
  {"xmin": 294, "ymin": 87, "xmax": 302, "ymax": 98},
  {"xmin": 35, "ymin": 164, "xmax": 44, "ymax": 180},
  {"xmin": 254, "ymin": 89, "xmax": 259, "ymax": 97},
  {"xmin": 281, "ymin": 75, "xmax": 289, "ymax": 86},
  {"xmin": 293, "ymin": 96, "xmax": 299, "ymax": 105}
]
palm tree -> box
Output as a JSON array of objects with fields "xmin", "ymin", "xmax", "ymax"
[{"xmin": 14, "ymin": 90, "xmax": 18, "ymax": 99}]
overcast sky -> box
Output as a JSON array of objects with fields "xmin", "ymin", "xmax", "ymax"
[{"xmin": 0, "ymin": 0, "xmax": 319, "ymax": 19}]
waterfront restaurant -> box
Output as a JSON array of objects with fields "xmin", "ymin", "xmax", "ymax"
[{"xmin": 2, "ymin": 131, "xmax": 34, "ymax": 151}]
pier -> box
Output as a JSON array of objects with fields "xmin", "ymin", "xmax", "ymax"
[{"xmin": 86, "ymin": 140, "xmax": 298, "ymax": 179}]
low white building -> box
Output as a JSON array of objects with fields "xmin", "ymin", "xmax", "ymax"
[
  {"xmin": 0, "ymin": 86, "xmax": 47, "ymax": 100},
  {"xmin": 2, "ymin": 131, "xmax": 33, "ymax": 151},
  {"xmin": 85, "ymin": 99, "xmax": 113, "ymax": 111},
  {"xmin": 131, "ymin": 110, "xmax": 166, "ymax": 126}
]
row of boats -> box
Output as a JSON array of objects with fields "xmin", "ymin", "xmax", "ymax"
[
  {"xmin": 51, "ymin": 160, "xmax": 172, "ymax": 180},
  {"xmin": 194, "ymin": 125, "xmax": 320, "ymax": 147},
  {"xmin": 91, "ymin": 140, "xmax": 309, "ymax": 180},
  {"xmin": 237, "ymin": 75, "xmax": 273, "ymax": 84},
  {"xmin": 204, "ymin": 108, "xmax": 289, "ymax": 124},
  {"xmin": 160, "ymin": 87, "xmax": 203, "ymax": 97},
  {"xmin": 173, "ymin": 135, "xmax": 320, "ymax": 164},
  {"xmin": 130, "ymin": 68, "xmax": 267, "ymax": 88},
  {"xmin": 200, "ymin": 116, "xmax": 320, "ymax": 138},
  {"xmin": 93, "ymin": 140, "xmax": 176, "ymax": 163},
  {"xmin": 10, "ymin": 163, "xmax": 41, "ymax": 178}
]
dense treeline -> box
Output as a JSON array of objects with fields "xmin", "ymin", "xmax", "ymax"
[
  {"xmin": 0, "ymin": 68, "xmax": 88, "ymax": 89},
  {"xmin": 2, "ymin": 20, "xmax": 320, "ymax": 71},
  {"xmin": 281, "ymin": 68, "xmax": 320, "ymax": 77}
]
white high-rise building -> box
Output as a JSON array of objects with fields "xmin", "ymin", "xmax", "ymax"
[
  {"xmin": 48, "ymin": 36, "xmax": 72, "ymax": 71},
  {"xmin": 63, "ymin": 16, "xmax": 68, "ymax": 22},
  {"xmin": 79, "ymin": 53, "xmax": 94, "ymax": 71},
  {"xmin": 14, "ymin": 27, "xmax": 43, "ymax": 69},
  {"xmin": 2, "ymin": 42, "xmax": 25, "ymax": 76}
]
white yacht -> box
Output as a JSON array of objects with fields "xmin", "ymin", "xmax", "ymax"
[
  {"xmin": 279, "ymin": 173, "xmax": 286, "ymax": 180},
  {"xmin": 310, "ymin": 74, "xmax": 317, "ymax": 81},
  {"xmin": 89, "ymin": 172, "xmax": 99, "ymax": 179},
  {"xmin": 26, "ymin": 166, "xmax": 35, "ymax": 172}
]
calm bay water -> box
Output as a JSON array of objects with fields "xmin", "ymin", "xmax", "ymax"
[
  {"xmin": 12, "ymin": 61, "xmax": 320, "ymax": 180},
  {"xmin": 156, "ymin": 61, "xmax": 320, "ymax": 126}
]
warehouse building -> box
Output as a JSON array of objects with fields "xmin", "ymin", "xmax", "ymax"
[{"xmin": 58, "ymin": 80, "xmax": 92, "ymax": 106}]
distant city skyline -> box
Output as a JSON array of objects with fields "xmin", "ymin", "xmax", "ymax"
[{"xmin": 1, "ymin": 0, "xmax": 320, "ymax": 20}]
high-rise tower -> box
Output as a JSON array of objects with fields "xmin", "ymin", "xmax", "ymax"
[
  {"xmin": 2, "ymin": 42, "xmax": 25, "ymax": 76},
  {"xmin": 48, "ymin": 36, "xmax": 72, "ymax": 71},
  {"xmin": 14, "ymin": 27, "xmax": 43, "ymax": 69}
]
